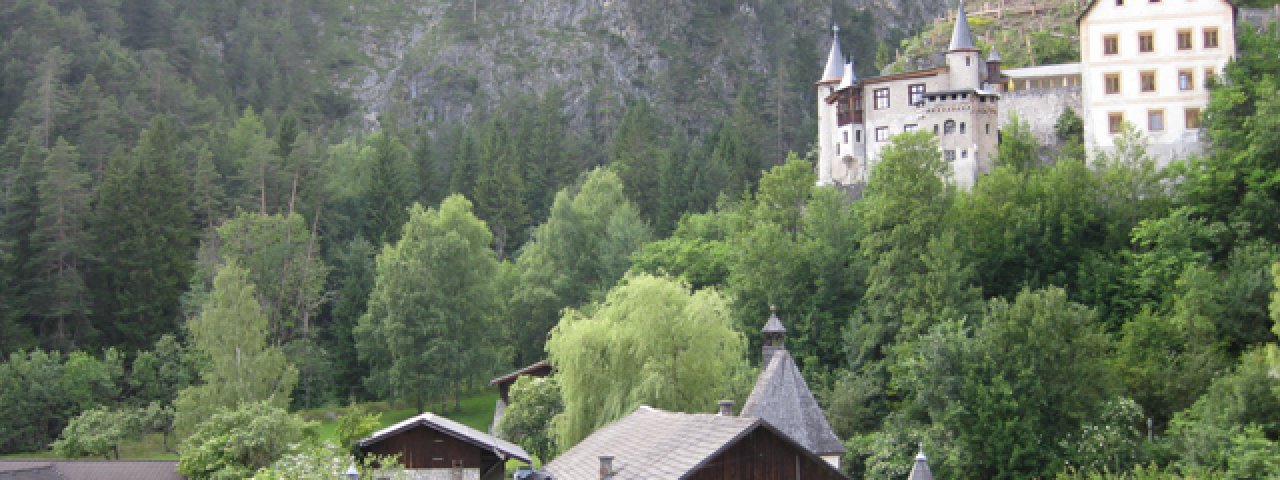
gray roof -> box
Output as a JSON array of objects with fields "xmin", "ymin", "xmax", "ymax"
[
  {"xmin": 987, "ymin": 47, "xmax": 1002, "ymax": 62},
  {"xmin": 543, "ymin": 406, "xmax": 843, "ymax": 480},
  {"xmin": 821, "ymin": 26, "xmax": 844, "ymax": 82},
  {"xmin": 949, "ymin": 2, "xmax": 977, "ymax": 51},
  {"xmin": 762, "ymin": 311, "xmax": 786, "ymax": 334},
  {"xmin": 359, "ymin": 412, "xmax": 532, "ymax": 464},
  {"xmin": 0, "ymin": 460, "xmax": 182, "ymax": 480},
  {"xmin": 740, "ymin": 349, "xmax": 845, "ymax": 456},
  {"xmin": 907, "ymin": 451, "xmax": 934, "ymax": 480}
]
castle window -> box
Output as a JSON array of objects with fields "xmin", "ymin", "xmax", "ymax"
[
  {"xmin": 856, "ymin": 130, "xmax": 862, "ymax": 142},
  {"xmin": 1179, "ymin": 70, "xmax": 1194, "ymax": 91},
  {"xmin": 944, "ymin": 150, "xmax": 957, "ymax": 162},
  {"xmin": 1148, "ymin": 110, "xmax": 1165, "ymax": 132},
  {"xmin": 1115, "ymin": 0, "xmax": 1124, "ymax": 5},
  {"xmin": 934, "ymin": 125, "xmax": 940, "ymax": 135},
  {"xmin": 1103, "ymin": 35, "xmax": 1119, "ymax": 55},
  {"xmin": 961, "ymin": 150, "xmax": 968, "ymax": 159},
  {"xmin": 908, "ymin": 84, "xmax": 926, "ymax": 105},
  {"xmin": 986, "ymin": 124, "xmax": 991, "ymax": 134},
  {"xmin": 1139, "ymin": 32, "xmax": 1155, "ymax": 53},
  {"xmin": 1205, "ymin": 67, "xmax": 1216, "ymax": 88},
  {"xmin": 944, "ymin": 120, "xmax": 957, "ymax": 134},
  {"xmin": 1108, "ymin": 113, "xmax": 1124, "ymax": 134},
  {"xmin": 843, "ymin": 131, "xmax": 849, "ymax": 144},
  {"xmin": 1185, "ymin": 108, "xmax": 1202, "ymax": 129},
  {"xmin": 904, "ymin": 124, "xmax": 918, "ymax": 133},
  {"xmin": 959, "ymin": 122, "xmax": 967, "ymax": 134},
  {"xmin": 1204, "ymin": 28, "xmax": 1219, "ymax": 48},
  {"xmin": 1105, "ymin": 73, "xmax": 1121, "ymax": 94},
  {"xmin": 873, "ymin": 88, "xmax": 890, "ymax": 110},
  {"xmin": 1177, "ymin": 29, "xmax": 1193, "ymax": 50},
  {"xmin": 874, "ymin": 127, "xmax": 889, "ymax": 142},
  {"xmin": 966, "ymin": 56, "xmax": 971, "ymax": 66},
  {"xmin": 1140, "ymin": 71, "xmax": 1156, "ymax": 92}
]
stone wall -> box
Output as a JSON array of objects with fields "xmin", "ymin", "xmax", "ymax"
[{"xmin": 999, "ymin": 85, "xmax": 1082, "ymax": 159}]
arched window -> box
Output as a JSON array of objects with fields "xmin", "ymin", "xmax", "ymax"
[{"xmin": 943, "ymin": 120, "xmax": 957, "ymax": 134}]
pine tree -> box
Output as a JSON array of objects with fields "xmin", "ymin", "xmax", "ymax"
[
  {"xmin": 92, "ymin": 118, "xmax": 194, "ymax": 352},
  {"xmin": 31, "ymin": 139, "xmax": 94, "ymax": 349}
]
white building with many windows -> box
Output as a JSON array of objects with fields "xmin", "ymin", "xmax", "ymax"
[{"xmin": 1079, "ymin": 0, "xmax": 1237, "ymax": 165}]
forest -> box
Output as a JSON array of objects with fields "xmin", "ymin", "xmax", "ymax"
[{"xmin": 3, "ymin": 0, "xmax": 1280, "ymax": 478}]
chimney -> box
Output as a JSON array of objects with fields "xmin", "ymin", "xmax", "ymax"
[
  {"xmin": 598, "ymin": 456, "xmax": 615, "ymax": 480},
  {"xmin": 718, "ymin": 400, "xmax": 735, "ymax": 416}
]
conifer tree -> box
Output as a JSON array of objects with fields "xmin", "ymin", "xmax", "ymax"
[{"xmin": 31, "ymin": 139, "xmax": 94, "ymax": 348}]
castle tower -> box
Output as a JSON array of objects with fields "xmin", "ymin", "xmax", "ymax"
[
  {"xmin": 816, "ymin": 25, "xmax": 843, "ymax": 186},
  {"xmin": 946, "ymin": 2, "xmax": 982, "ymax": 91},
  {"xmin": 986, "ymin": 47, "xmax": 1005, "ymax": 91}
]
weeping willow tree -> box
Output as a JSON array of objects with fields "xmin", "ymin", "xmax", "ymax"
[{"xmin": 546, "ymin": 274, "xmax": 748, "ymax": 449}]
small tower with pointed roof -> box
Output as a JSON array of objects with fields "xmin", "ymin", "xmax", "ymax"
[
  {"xmin": 946, "ymin": 2, "xmax": 983, "ymax": 91},
  {"xmin": 986, "ymin": 47, "xmax": 1005, "ymax": 91},
  {"xmin": 907, "ymin": 446, "xmax": 934, "ymax": 480},
  {"xmin": 761, "ymin": 305, "xmax": 787, "ymax": 366},
  {"xmin": 816, "ymin": 25, "xmax": 843, "ymax": 187}
]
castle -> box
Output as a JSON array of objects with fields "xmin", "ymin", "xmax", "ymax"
[{"xmin": 817, "ymin": 0, "xmax": 1240, "ymax": 189}]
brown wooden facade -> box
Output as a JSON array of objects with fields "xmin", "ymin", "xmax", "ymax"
[
  {"xmin": 686, "ymin": 426, "xmax": 846, "ymax": 480},
  {"xmin": 363, "ymin": 425, "xmax": 506, "ymax": 480}
]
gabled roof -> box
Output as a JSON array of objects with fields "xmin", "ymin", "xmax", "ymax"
[
  {"xmin": 907, "ymin": 450, "xmax": 934, "ymax": 480},
  {"xmin": 359, "ymin": 412, "xmax": 532, "ymax": 464},
  {"xmin": 740, "ymin": 349, "xmax": 845, "ymax": 456},
  {"xmin": 0, "ymin": 460, "xmax": 182, "ymax": 480},
  {"xmin": 949, "ymin": 2, "xmax": 977, "ymax": 51},
  {"xmin": 820, "ymin": 26, "xmax": 845, "ymax": 83},
  {"xmin": 490, "ymin": 360, "xmax": 553, "ymax": 386},
  {"xmin": 543, "ymin": 406, "xmax": 844, "ymax": 480},
  {"xmin": 1077, "ymin": 0, "xmax": 1237, "ymax": 25}
]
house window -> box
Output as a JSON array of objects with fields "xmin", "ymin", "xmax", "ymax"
[
  {"xmin": 1148, "ymin": 110, "xmax": 1165, "ymax": 131},
  {"xmin": 1103, "ymin": 35, "xmax": 1119, "ymax": 55},
  {"xmin": 1109, "ymin": 112, "xmax": 1124, "ymax": 134},
  {"xmin": 1140, "ymin": 71, "xmax": 1156, "ymax": 92},
  {"xmin": 1204, "ymin": 28, "xmax": 1219, "ymax": 48},
  {"xmin": 1105, "ymin": 73, "xmax": 1121, "ymax": 94},
  {"xmin": 959, "ymin": 122, "xmax": 967, "ymax": 134},
  {"xmin": 1179, "ymin": 70, "xmax": 1194, "ymax": 91},
  {"xmin": 904, "ymin": 124, "xmax": 918, "ymax": 133},
  {"xmin": 961, "ymin": 149, "xmax": 969, "ymax": 159},
  {"xmin": 944, "ymin": 150, "xmax": 957, "ymax": 162},
  {"xmin": 1139, "ymin": 32, "xmax": 1155, "ymax": 53},
  {"xmin": 933, "ymin": 124, "xmax": 940, "ymax": 135},
  {"xmin": 1177, "ymin": 29, "xmax": 1193, "ymax": 50},
  {"xmin": 874, "ymin": 127, "xmax": 888, "ymax": 142},
  {"xmin": 1186, "ymin": 107, "xmax": 1202, "ymax": 129},
  {"xmin": 856, "ymin": 130, "xmax": 862, "ymax": 142},
  {"xmin": 944, "ymin": 120, "xmax": 957, "ymax": 134},
  {"xmin": 873, "ymin": 88, "xmax": 890, "ymax": 109},
  {"xmin": 908, "ymin": 84, "xmax": 926, "ymax": 105}
]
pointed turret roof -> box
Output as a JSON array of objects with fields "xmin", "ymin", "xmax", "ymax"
[
  {"xmin": 907, "ymin": 448, "xmax": 934, "ymax": 480},
  {"xmin": 987, "ymin": 46, "xmax": 1003, "ymax": 62},
  {"xmin": 820, "ymin": 25, "xmax": 844, "ymax": 83},
  {"xmin": 741, "ymin": 347, "xmax": 845, "ymax": 457},
  {"xmin": 762, "ymin": 306, "xmax": 786, "ymax": 334},
  {"xmin": 949, "ymin": 2, "xmax": 977, "ymax": 52},
  {"xmin": 837, "ymin": 57, "xmax": 857, "ymax": 89}
]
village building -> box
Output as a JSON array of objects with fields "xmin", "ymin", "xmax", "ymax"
[
  {"xmin": 1078, "ymin": 0, "xmax": 1237, "ymax": 166},
  {"xmin": 358, "ymin": 412, "xmax": 531, "ymax": 480},
  {"xmin": 540, "ymin": 404, "xmax": 846, "ymax": 480},
  {"xmin": 740, "ymin": 308, "xmax": 845, "ymax": 469},
  {"xmin": 0, "ymin": 460, "xmax": 182, "ymax": 480},
  {"xmin": 489, "ymin": 360, "xmax": 554, "ymax": 433}
]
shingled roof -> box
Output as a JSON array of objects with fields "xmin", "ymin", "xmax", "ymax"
[
  {"xmin": 543, "ymin": 406, "xmax": 842, "ymax": 480},
  {"xmin": 0, "ymin": 460, "xmax": 182, "ymax": 480},
  {"xmin": 359, "ymin": 412, "xmax": 532, "ymax": 464},
  {"xmin": 907, "ymin": 450, "xmax": 934, "ymax": 480},
  {"xmin": 740, "ymin": 348, "xmax": 846, "ymax": 457}
]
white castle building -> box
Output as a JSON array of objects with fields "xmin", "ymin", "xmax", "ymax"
[{"xmin": 817, "ymin": 0, "xmax": 1240, "ymax": 187}]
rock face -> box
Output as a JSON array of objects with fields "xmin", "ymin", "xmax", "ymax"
[{"xmin": 346, "ymin": 0, "xmax": 952, "ymax": 141}]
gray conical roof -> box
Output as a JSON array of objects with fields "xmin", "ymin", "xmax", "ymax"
[
  {"xmin": 949, "ymin": 2, "xmax": 976, "ymax": 51},
  {"xmin": 987, "ymin": 46, "xmax": 1003, "ymax": 62},
  {"xmin": 907, "ymin": 449, "xmax": 934, "ymax": 480},
  {"xmin": 821, "ymin": 25, "xmax": 844, "ymax": 82},
  {"xmin": 741, "ymin": 349, "xmax": 845, "ymax": 456},
  {"xmin": 762, "ymin": 309, "xmax": 786, "ymax": 334}
]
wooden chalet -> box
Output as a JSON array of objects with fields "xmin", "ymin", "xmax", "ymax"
[
  {"xmin": 358, "ymin": 413, "xmax": 531, "ymax": 480},
  {"xmin": 490, "ymin": 360, "xmax": 553, "ymax": 405},
  {"xmin": 541, "ymin": 405, "xmax": 847, "ymax": 480}
]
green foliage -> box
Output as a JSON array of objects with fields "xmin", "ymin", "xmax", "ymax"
[
  {"xmin": 355, "ymin": 195, "xmax": 501, "ymax": 412},
  {"xmin": 129, "ymin": 334, "xmax": 193, "ymax": 407},
  {"xmin": 547, "ymin": 273, "xmax": 747, "ymax": 449},
  {"xmin": 996, "ymin": 114, "xmax": 1038, "ymax": 171},
  {"xmin": 0, "ymin": 348, "xmax": 129, "ymax": 454},
  {"xmin": 52, "ymin": 403, "xmax": 172, "ymax": 460},
  {"xmin": 499, "ymin": 376, "xmax": 563, "ymax": 462},
  {"xmin": 1169, "ymin": 347, "xmax": 1280, "ymax": 474},
  {"xmin": 251, "ymin": 441, "xmax": 407, "ymax": 480},
  {"xmin": 177, "ymin": 401, "xmax": 311, "ymax": 480},
  {"xmin": 174, "ymin": 262, "xmax": 298, "ymax": 437},
  {"xmin": 333, "ymin": 407, "xmax": 380, "ymax": 457}
]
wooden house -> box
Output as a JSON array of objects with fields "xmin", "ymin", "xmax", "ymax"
[
  {"xmin": 541, "ymin": 405, "xmax": 847, "ymax": 480},
  {"xmin": 358, "ymin": 413, "xmax": 531, "ymax": 480}
]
